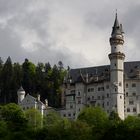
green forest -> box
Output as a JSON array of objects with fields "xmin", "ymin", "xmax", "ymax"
[
  {"xmin": 0, "ymin": 103, "xmax": 140, "ymax": 140},
  {"xmin": 0, "ymin": 57, "xmax": 66, "ymax": 107}
]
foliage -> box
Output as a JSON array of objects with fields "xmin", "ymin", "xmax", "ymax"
[
  {"xmin": 1, "ymin": 104, "xmax": 140, "ymax": 140},
  {"xmin": 25, "ymin": 108, "xmax": 43, "ymax": 129},
  {"xmin": 78, "ymin": 107, "xmax": 108, "ymax": 127},
  {"xmin": 0, "ymin": 57, "xmax": 66, "ymax": 107}
]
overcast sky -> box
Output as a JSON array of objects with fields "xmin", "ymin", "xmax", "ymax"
[{"xmin": 0, "ymin": 0, "xmax": 140, "ymax": 68}]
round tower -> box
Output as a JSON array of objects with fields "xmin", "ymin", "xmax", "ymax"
[
  {"xmin": 17, "ymin": 86, "xmax": 25, "ymax": 104},
  {"xmin": 109, "ymin": 13, "xmax": 125, "ymax": 120}
]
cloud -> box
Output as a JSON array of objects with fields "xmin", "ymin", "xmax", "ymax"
[{"xmin": 0, "ymin": 0, "xmax": 139, "ymax": 68}]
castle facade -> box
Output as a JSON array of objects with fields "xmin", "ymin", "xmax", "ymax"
[{"xmin": 60, "ymin": 14, "xmax": 140, "ymax": 120}]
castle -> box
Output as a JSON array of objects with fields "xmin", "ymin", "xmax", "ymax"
[
  {"xmin": 17, "ymin": 86, "xmax": 53, "ymax": 116},
  {"xmin": 60, "ymin": 13, "xmax": 140, "ymax": 120}
]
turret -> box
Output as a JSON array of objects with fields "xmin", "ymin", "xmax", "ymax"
[
  {"xmin": 109, "ymin": 13, "xmax": 125, "ymax": 55},
  {"xmin": 109, "ymin": 13, "xmax": 125, "ymax": 120},
  {"xmin": 17, "ymin": 86, "xmax": 25, "ymax": 104}
]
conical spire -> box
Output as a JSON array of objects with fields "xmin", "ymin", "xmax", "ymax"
[
  {"xmin": 113, "ymin": 13, "xmax": 119, "ymax": 28},
  {"xmin": 111, "ymin": 12, "xmax": 122, "ymax": 36},
  {"xmin": 18, "ymin": 86, "xmax": 24, "ymax": 91}
]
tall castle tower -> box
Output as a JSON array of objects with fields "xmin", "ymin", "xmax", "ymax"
[{"xmin": 109, "ymin": 13, "xmax": 125, "ymax": 119}]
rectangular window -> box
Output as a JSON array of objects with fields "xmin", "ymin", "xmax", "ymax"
[
  {"xmin": 132, "ymin": 92, "xmax": 136, "ymax": 96},
  {"xmin": 133, "ymin": 108, "xmax": 136, "ymax": 112},
  {"xmin": 78, "ymin": 100, "xmax": 81, "ymax": 104},
  {"xmin": 78, "ymin": 91, "xmax": 81, "ymax": 96},
  {"xmin": 107, "ymin": 102, "xmax": 109, "ymax": 106},
  {"xmin": 127, "ymin": 108, "xmax": 130, "ymax": 112},
  {"xmin": 70, "ymin": 105, "xmax": 73, "ymax": 109},
  {"xmin": 132, "ymin": 83, "xmax": 136, "ymax": 87},
  {"xmin": 129, "ymin": 100, "xmax": 134, "ymax": 105},
  {"xmin": 106, "ymin": 85, "xmax": 109, "ymax": 89},
  {"xmin": 91, "ymin": 88, "xmax": 94, "ymax": 92},
  {"xmin": 107, "ymin": 93, "xmax": 109, "ymax": 98},
  {"xmin": 126, "ymin": 83, "xmax": 128, "ymax": 88}
]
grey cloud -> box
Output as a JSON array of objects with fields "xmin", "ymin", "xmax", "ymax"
[{"xmin": 0, "ymin": 0, "xmax": 139, "ymax": 68}]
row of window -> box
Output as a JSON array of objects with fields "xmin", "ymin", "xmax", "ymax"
[
  {"xmin": 87, "ymin": 85, "xmax": 110, "ymax": 92},
  {"xmin": 87, "ymin": 94, "xmax": 110, "ymax": 101},
  {"xmin": 88, "ymin": 88, "xmax": 94, "ymax": 92},
  {"xmin": 63, "ymin": 113, "xmax": 75, "ymax": 117},
  {"xmin": 125, "ymin": 92, "xmax": 136, "ymax": 97},
  {"xmin": 126, "ymin": 83, "xmax": 136, "ymax": 88},
  {"xmin": 126, "ymin": 107, "xmax": 136, "ymax": 112},
  {"xmin": 97, "ymin": 102, "xmax": 110, "ymax": 107},
  {"xmin": 124, "ymin": 100, "xmax": 135, "ymax": 105}
]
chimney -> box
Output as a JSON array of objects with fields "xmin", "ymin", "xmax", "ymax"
[
  {"xmin": 45, "ymin": 99, "xmax": 48, "ymax": 107},
  {"xmin": 37, "ymin": 94, "xmax": 40, "ymax": 101}
]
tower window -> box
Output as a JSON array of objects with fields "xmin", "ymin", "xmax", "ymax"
[
  {"xmin": 126, "ymin": 83, "xmax": 128, "ymax": 88},
  {"xmin": 126, "ymin": 92, "xmax": 128, "ymax": 96},
  {"xmin": 114, "ymin": 63, "xmax": 116, "ymax": 67},
  {"xmin": 120, "ymin": 96, "xmax": 122, "ymax": 99},
  {"xmin": 119, "ymin": 82, "xmax": 122, "ymax": 86}
]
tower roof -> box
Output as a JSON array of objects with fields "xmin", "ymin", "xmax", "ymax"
[
  {"xmin": 18, "ymin": 86, "xmax": 25, "ymax": 92},
  {"xmin": 111, "ymin": 13, "xmax": 124, "ymax": 36}
]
